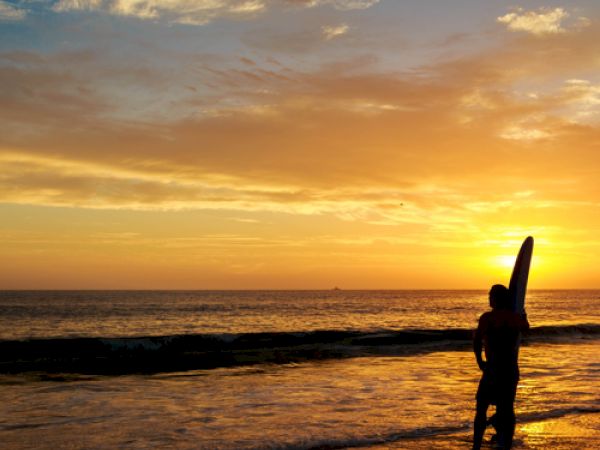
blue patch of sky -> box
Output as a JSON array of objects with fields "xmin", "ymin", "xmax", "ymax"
[{"xmin": 0, "ymin": 1, "xmax": 503, "ymax": 74}]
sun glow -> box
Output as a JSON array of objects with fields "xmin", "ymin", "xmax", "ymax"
[{"xmin": 496, "ymin": 255, "xmax": 517, "ymax": 269}]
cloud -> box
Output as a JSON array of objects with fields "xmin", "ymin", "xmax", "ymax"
[
  {"xmin": 52, "ymin": 0, "xmax": 267, "ymax": 25},
  {"xmin": 326, "ymin": 0, "xmax": 378, "ymax": 10},
  {"xmin": 322, "ymin": 23, "xmax": 348, "ymax": 40},
  {"xmin": 499, "ymin": 125, "xmax": 551, "ymax": 141},
  {"xmin": 51, "ymin": 0, "xmax": 379, "ymax": 24},
  {"xmin": 284, "ymin": 0, "xmax": 379, "ymax": 10},
  {"xmin": 0, "ymin": 0, "xmax": 26, "ymax": 21},
  {"xmin": 0, "ymin": 149, "xmax": 460, "ymax": 228},
  {"xmin": 497, "ymin": 7, "xmax": 589, "ymax": 35},
  {"xmin": 562, "ymin": 79, "xmax": 600, "ymax": 106},
  {"xmin": 552, "ymin": 79, "xmax": 600, "ymax": 124},
  {"xmin": 2, "ymin": 13, "xmax": 600, "ymax": 222}
]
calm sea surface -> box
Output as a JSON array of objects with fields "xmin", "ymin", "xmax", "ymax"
[
  {"xmin": 1, "ymin": 289, "xmax": 598, "ymax": 339},
  {"xmin": 0, "ymin": 290, "xmax": 598, "ymax": 449}
]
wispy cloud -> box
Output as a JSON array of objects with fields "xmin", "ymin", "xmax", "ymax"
[
  {"xmin": 0, "ymin": 149, "xmax": 449, "ymax": 222},
  {"xmin": 322, "ymin": 23, "xmax": 348, "ymax": 40},
  {"xmin": 0, "ymin": 0, "xmax": 26, "ymax": 21},
  {"xmin": 497, "ymin": 7, "xmax": 589, "ymax": 35},
  {"xmin": 561, "ymin": 79, "xmax": 600, "ymax": 105},
  {"xmin": 326, "ymin": 0, "xmax": 379, "ymax": 10},
  {"xmin": 50, "ymin": 0, "xmax": 379, "ymax": 25},
  {"xmin": 499, "ymin": 125, "xmax": 551, "ymax": 141},
  {"xmin": 52, "ymin": 0, "xmax": 268, "ymax": 25},
  {"xmin": 285, "ymin": 0, "xmax": 379, "ymax": 10}
]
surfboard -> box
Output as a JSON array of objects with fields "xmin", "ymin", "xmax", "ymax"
[{"xmin": 508, "ymin": 236, "xmax": 534, "ymax": 314}]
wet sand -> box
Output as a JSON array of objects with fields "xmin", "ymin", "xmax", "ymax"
[{"xmin": 368, "ymin": 411, "xmax": 600, "ymax": 449}]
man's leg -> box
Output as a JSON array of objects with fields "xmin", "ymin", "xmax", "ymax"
[
  {"xmin": 495, "ymin": 382, "xmax": 517, "ymax": 449},
  {"xmin": 473, "ymin": 375, "xmax": 491, "ymax": 450},
  {"xmin": 487, "ymin": 411, "xmax": 499, "ymax": 440},
  {"xmin": 473, "ymin": 400, "xmax": 489, "ymax": 450}
]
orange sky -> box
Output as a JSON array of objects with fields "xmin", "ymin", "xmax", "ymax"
[{"xmin": 1, "ymin": 1, "xmax": 600, "ymax": 288}]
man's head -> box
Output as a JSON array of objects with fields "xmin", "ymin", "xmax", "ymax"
[{"xmin": 489, "ymin": 284, "xmax": 510, "ymax": 310}]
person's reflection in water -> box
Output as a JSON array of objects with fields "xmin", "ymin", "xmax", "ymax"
[{"xmin": 472, "ymin": 284, "xmax": 529, "ymax": 450}]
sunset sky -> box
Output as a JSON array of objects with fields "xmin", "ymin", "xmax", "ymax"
[{"xmin": 1, "ymin": 0, "xmax": 600, "ymax": 289}]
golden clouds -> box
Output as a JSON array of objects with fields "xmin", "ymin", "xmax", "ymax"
[
  {"xmin": 559, "ymin": 79, "xmax": 600, "ymax": 124},
  {"xmin": 499, "ymin": 126, "xmax": 551, "ymax": 141},
  {"xmin": 2, "ymin": 24, "xmax": 600, "ymax": 213},
  {"xmin": 0, "ymin": 148, "xmax": 455, "ymax": 228},
  {"xmin": 2, "ymin": 3, "xmax": 600, "ymax": 287},
  {"xmin": 497, "ymin": 7, "xmax": 590, "ymax": 36},
  {"xmin": 322, "ymin": 23, "xmax": 349, "ymax": 40},
  {"xmin": 498, "ymin": 7, "xmax": 569, "ymax": 35}
]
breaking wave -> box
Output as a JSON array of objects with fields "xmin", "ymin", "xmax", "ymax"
[{"xmin": 1, "ymin": 324, "xmax": 598, "ymax": 375}]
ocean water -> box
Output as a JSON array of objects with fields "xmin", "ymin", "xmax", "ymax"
[
  {"xmin": 1, "ymin": 290, "xmax": 598, "ymax": 339},
  {"xmin": 0, "ymin": 290, "xmax": 599, "ymax": 449}
]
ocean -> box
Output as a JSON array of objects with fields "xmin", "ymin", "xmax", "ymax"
[{"xmin": 0, "ymin": 290, "xmax": 598, "ymax": 449}]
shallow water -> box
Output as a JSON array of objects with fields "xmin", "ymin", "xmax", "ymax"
[{"xmin": 1, "ymin": 342, "xmax": 598, "ymax": 449}]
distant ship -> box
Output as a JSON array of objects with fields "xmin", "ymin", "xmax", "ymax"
[{"xmin": 332, "ymin": 286, "xmax": 341, "ymax": 291}]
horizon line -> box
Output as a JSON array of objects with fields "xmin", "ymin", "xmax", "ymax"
[{"xmin": 1, "ymin": 287, "xmax": 598, "ymax": 292}]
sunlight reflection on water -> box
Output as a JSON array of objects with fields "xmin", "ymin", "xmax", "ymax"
[
  {"xmin": 0, "ymin": 342, "xmax": 598, "ymax": 449},
  {"xmin": 0, "ymin": 290, "xmax": 598, "ymax": 339}
]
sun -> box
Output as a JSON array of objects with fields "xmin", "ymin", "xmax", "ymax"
[{"xmin": 496, "ymin": 255, "xmax": 516, "ymax": 269}]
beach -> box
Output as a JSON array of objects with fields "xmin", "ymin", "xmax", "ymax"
[{"xmin": 0, "ymin": 290, "xmax": 598, "ymax": 449}]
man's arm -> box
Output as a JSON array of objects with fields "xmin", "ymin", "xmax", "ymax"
[
  {"xmin": 519, "ymin": 312, "xmax": 530, "ymax": 331},
  {"xmin": 473, "ymin": 316, "xmax": 486, "ymax": 371}
]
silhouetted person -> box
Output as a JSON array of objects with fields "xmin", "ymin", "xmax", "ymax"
[{"xmin": 472, "ymin": 284, "xmax": 529, "ymax": 450}]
